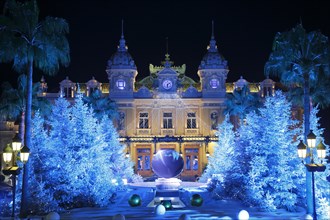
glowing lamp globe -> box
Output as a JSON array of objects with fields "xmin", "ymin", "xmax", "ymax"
[
  {"xmin": 307, "ymin": 130, "xmax": 316, "ymax": 148},
  {"xmin": 190, "ymin": 194, "xmax": 203, "ymax": 207},
  {"xmin": 237, "ymin": 210, "xmax": 249, "ymax": 220},
  {"xmin": 12, "ymin": 133, "xmax": 22, "ymax": 151},
  {"xmin": 128, "ymin": 194, "xmax": 141, "ymax": 207},
  {"xmin": 161, "ymin": 200, "xmax": 172, "ymax": 210},
  {"xmin": 20, "ymin": 145, "xmax": 30, "ymax": 163},
  {"xmin": 297, "ymin": 140, "xmax": 307, "ymax": 159},
  {"xmin": 317, "ymin": 142, "xmax": 326, "ymax": 159},
  {"xmin": 3, "ymin": 144, "xmax": 13, "ymax": 164},
  {"xmin": 152, "ymin": 149, "xmax": 184, "ymax": 178},
  {"xmin": 155, "ymin": 204, "xmax": 166, "ymax": 215}
]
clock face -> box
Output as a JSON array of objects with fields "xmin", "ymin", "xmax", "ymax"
[
  {"xmin": 209, "ymin": 78, "xmax": 219, "ymax": 89},
  {"xmin": 162, "ymin": 79, "xmax": 173, "ymax": 90},
  {"xmin": 116, "ymin": 79, "xmax": 126, "ymax": 90}
]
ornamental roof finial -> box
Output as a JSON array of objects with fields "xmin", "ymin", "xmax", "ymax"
[
  {"xmin": 164, "ymin": 37, "xmax": 171, "ymax": 68},
  {"xmin": 207, "ymin": 20, "xmax": 218, "ymax": 52},
  {"xmin": 121, "ymin": 19, "xmax": 124, "ymax": 38},
  {"xmin": 166, "ymin": 37, "xmax": 169, "ymax": 55},
  {"xmin": 118, "ymin": 19, "xmax": 127, "ymax": 52},
  {"xmin": 211, "ymin": 20, "xmax": 214, "ymax": 39}
]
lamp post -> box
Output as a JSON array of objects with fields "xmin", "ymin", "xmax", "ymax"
[
  {"xmin": 297, "ymin": 130, "xmax": 326, "ymax": 220},
  {"xmin": 205, "ymin": 136, "xmax": 210, "ymax": 158},
  {"xmin": 2, "ymin": 133, "xmax": 30, "ymax": 218},
  {"xmin": 125, "ymin": 137, "xmax": 131, "ymax": 158}
]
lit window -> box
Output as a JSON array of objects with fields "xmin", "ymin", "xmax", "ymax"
[
  {"xmin": 187, "ymin": 112, "xmax": 197, "ymax": 129},
  {"xmin": 209, "ymin": 78, "xmax": 219, "ymax": 89},
  {"xmin": 116, "ymin": 79, "xmax": 126, "ymax": 90},
  {"xmin": 139, "ymin": 112, "xmax": 149, "ymax": 128},
  {"xmin": 163, "ymin": 112, "xmax": 173, "ymax": 129}
]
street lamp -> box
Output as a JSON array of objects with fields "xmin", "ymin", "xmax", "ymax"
[
  {"xmin": 297, "ymin": 130, "xmax": 326, "ymax": 220},
  {"xmin": 1, "ymin": 134, "xmax": 30, "ymax": 218},
  {"xmin": 206, "ymin": 150, "xmax": 210, "ymax": 158},
  {"xmin": 125, "ymin": 145, "xmax": 130, "ymax": 158}
]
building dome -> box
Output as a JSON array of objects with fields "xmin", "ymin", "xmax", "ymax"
[
  {"xmin": 107, "ymin": 35, "xmax": 136, "ymax": 70},
  {"xmin": 86, "ymin": 76, "xmax": 102, "ymax": 89},
  {"xmin": 234, "ymin": 76, "xmax": 249, "ymax": 90},
  {"xmin": 60, "ymin": 76, "xmax": 75, "ymax": 88},
  {"xmin": 199, "ymin": 35, "xmax": 228, "ymax": 70}
]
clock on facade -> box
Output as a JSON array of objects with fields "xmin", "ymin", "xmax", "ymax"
[
  {"xmin": 116, "ymin": 79, "xmax": 126, "ymax": 90},
  {"xmin": 209, "ymin": 78, "xmax": 219, "ymax": 89},
  {"xmin": 162, "ymin": 79, "xmax": 173, "ymax": 90}
]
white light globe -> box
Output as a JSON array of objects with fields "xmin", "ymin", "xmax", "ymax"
[
  {"xmin": 155, "ymin": 204, "xmax": 166, "ymax": 215},
  {"xmin": 304, "ymin": 214, "xmax": 313, "ymax": 220},
  {"xmin": 112, "ymin": 214, "xmax": 125, "ymax": 220},
  {"xmin": 238, "ymin": 210, "xmax": 249, "ymax": 220},
  {"xmin": 45, "ymin": 212, "xmax": 60, "ymax": 220}
]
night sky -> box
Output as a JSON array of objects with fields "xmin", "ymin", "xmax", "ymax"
[{"xmin": 0, "ymin": 0, "xmax": 329, "ymax": 142}]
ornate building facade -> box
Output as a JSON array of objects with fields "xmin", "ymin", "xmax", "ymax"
[{"xmin": 1, "ymin": 28, "xmax": 276, "ymax": 179}]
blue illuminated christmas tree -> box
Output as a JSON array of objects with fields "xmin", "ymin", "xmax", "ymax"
[
  {"xmin": 27, "ymin": 94, "xmax": 134, "ymax": 213},
  {"xmin": 240, "ymin": 91, "xmax": 305, "ymax": 211}
]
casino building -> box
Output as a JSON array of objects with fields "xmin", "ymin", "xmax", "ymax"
[{"xmin": 0, "ymin": 28, "xmax": 276, "ymax": 179}]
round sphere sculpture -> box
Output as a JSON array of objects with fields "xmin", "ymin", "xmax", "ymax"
[
  {"xmin": 162, "ymin": 200, "xmax": 172, "ymax": 210},
  {"xmin": 155, "ymin": 204, "xmax": 166, "ymax": 215},
  {"xmin": 190, "ymin": 194, "xmax": 203, "ymax": 207},
  {"xmin": 45, "ymin": 212, "xmax": 60, "ymax": 220},
  {"xmin": 112, "ymin": 214, "xmax": 126, "ymax": 220},
  {"xmin": 237, "ymin": 210, "xmax": 249, "ymax": 220},
  {"xmin": 152, "ymin": 149, "xmax": 184, "ymax": 178},
  {"xmin": 128, "ymin": 194, "xmax": 141, "ymax": 207}
]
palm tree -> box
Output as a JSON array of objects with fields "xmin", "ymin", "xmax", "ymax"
[
  {"xmin": 264, "ymin": 24, "xmax": 330, "ymax": 215},
  {"xmin": 0, "ymin": 74, "xmax": 51, "ymax": 143},
  {"xmin": 224, "ymin": 85, "xmax": 260, "ymax": 130},
  {"xmin": 83, "ymin": 89, "xmax": 119, "ymax": 121},
  {"xmin": 0, "ymin": 0, "xmax": 70, "ymax": 216}
]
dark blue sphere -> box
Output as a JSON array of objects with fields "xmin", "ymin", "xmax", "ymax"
[
  {"xmin": 152, "ymin": 150, "xmax": 184, "ymax": 178},
  {"xmin": 128, "ymin": 194, "xmax": 141, "ymax": 207},
  {"xmin": 162, "ymin": 200, "xmax": 173, "ymax": 210},
  {"xmin": 191, "ymin": 194, "xmax": 203, "ymax": 207}
]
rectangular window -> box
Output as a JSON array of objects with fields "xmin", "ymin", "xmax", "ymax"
[
  {"xmin": 187, "ymin": 112, "xmax": 196, "ymax": 129},
  {"xmin": 163, "ymin": 112, "xmax": 173, "ymax": 129},
  {"xmin": 139, "ymin": 112, "xmax": 149, "ymax": 128}
]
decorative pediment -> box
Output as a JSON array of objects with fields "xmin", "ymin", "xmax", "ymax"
[
  {"xmin": 134, "ymin": 86, "xmax": 153, "ymax": 98},
  {"xmin": 149, "ymin": 64, "xmax": 186, "ymax": 75},
  {"xmin": 182, "ymin": 85, "xmax": 201, "ymax": 98},
  {"xmin": 158, "ymin": 67, "xmax": 178, "ymax": 75}
]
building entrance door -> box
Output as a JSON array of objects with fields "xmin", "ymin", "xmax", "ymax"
[
  {"xmin": 182, "ymin": 148, "xmax": 199, "ymax": 178},
  {"xmin": 136, "ymin": 147, "xmax": 152, "ymax": 177}
]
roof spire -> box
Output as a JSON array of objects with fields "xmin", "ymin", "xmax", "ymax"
[
  {"xmin": 121, "ymin": 19, "xmax": 124, "ymax": 38},
  {"xmin": 118, "ymin": 19, "xmax": 127, "ymax": 52},
  {"xmin": 211, "ymin": 20, "xmax": 214, "ymax": 39},
  {"xmin": 164, "ymin": 37, "xmax": 172, "ymax": 68},
  {"xmin": 166, "ymin": 37, "xmax": 169, "ymax": 55},
  {"xmin": 207, "ymin": 20, "xmax": 217, "ymax": 52}
]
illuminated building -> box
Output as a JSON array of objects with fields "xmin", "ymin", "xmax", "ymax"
[{"xmin": 0, "ymin": 27, "xmax": 275, "ymax": 179}]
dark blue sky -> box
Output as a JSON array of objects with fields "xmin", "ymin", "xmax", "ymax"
[{"xmin": 0, "ymin": 0, "xmax": 329, "ymax": 142}]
